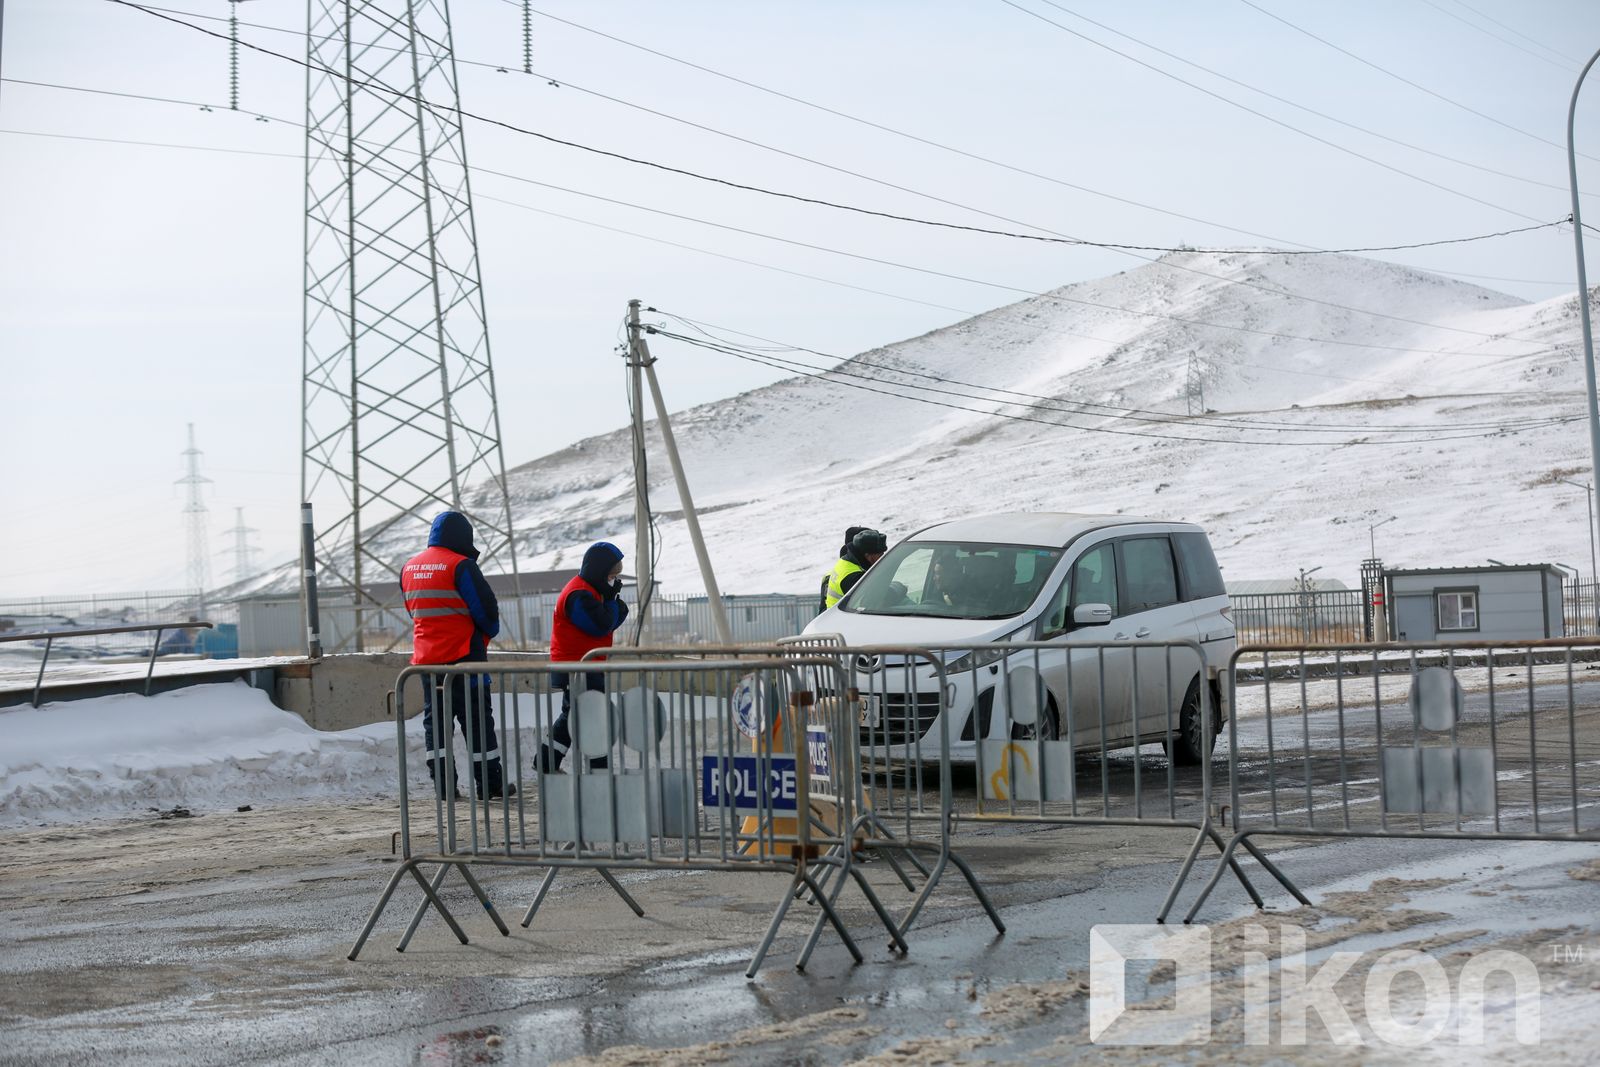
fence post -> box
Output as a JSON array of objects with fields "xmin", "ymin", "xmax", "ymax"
[{"xmin": 301, "ymin": 503, "xmax": 324, "ymax": 660}]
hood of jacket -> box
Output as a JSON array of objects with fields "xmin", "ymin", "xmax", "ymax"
[
  {"xmin": 579, "ymin": 541, "xmax": 623, "ymax": 589},
  {"xmin": 427, "ymin": 511, "xmax": 480, "ymax": 560}
]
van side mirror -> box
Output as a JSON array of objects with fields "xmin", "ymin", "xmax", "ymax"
[{"xmin": 1073, "ymin": 603, "xmax": 1113, "ymax": 626}]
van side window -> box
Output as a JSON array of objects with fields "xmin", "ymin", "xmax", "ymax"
[
  {"xmin": 1173, "ymin": 532, "xmax": 1226, "ymax": 600},
  {"xmin": 1042, "ymin": 581, "xmax": 1070, "ymax": 638},
  {"xmin": 1119, "ymin": 537, "xmax": 1179, "ymax": 613},
  {"xmin": 1070, "ymin": 544, "xmax": 1119, "ymax": 618}
]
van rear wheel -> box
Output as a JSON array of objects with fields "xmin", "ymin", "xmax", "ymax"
[{"xmin": 1167, "ymin": 679, "xmax": 1214, "ymax": 765}]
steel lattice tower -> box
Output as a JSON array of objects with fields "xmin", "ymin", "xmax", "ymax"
[
  {"xmin": 178, "ymin": 422, "xmax": 213, "ymax": 594},
  {"xmin": 300, "ymin": 0, "xmax": 523, "ymax": 651}
]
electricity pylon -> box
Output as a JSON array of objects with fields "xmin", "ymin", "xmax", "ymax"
[{"xmin": 300, "ymin": 0, "xmax": 523, "ymax": 651}]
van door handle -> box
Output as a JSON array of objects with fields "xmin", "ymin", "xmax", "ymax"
[
  {"xmin": 1113, "ymin": 632, "xmax": 1130, "ymax": 641},
  {"xmin": 1134, "ymin": 628, "xmax": 1151, "ymax": 639}
]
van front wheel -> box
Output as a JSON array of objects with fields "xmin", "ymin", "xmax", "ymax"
[{"xmin": 1168, "ymin": 678, "xmax": 1214, "ymax": 765}]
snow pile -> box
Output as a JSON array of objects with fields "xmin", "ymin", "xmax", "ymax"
[{"xmin": 0, "ymin": 682, "xmax": 426, "ymax": 827}]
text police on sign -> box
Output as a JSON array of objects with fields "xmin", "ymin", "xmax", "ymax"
[{"xmin": 702, "ymin": 755, "xmax": 799, "ymax": 813}]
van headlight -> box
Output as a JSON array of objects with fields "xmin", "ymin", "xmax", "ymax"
[
  {"xmin": 946, "ymin": 647, "xmax": 1006, "ymax": 673},
  {"xmin": 945, "ymin": 629, "xmax": 1030, "ymax": 674}
]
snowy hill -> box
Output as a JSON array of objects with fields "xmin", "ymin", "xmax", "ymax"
[{"xmin": 253, "ymin": 251, "xmax": 1593, "ymax": 598}]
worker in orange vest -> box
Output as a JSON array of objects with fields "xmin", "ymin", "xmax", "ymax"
[
  {"xmin": 539, "ymin": 542, "xmax": 629, "ymax": 773},
  {"xmin": 400, "ymin": 511, "xmax": 510, "ymax": 800}
]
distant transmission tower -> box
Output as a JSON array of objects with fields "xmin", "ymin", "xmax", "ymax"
[
  {"xmin": 301, "ymin": 0, "xmax": 524, "ymax": 651},
  {"xmin": 224, "ymin": 506, "xmax": 260, "ymax": 582},
  {"xmin": 1185, "ymin": 351, "xmax": 1206, "ymax": 416},
  {"xmin": 177, "ymin": 423, "xmax": 212, "ymax": 593}
]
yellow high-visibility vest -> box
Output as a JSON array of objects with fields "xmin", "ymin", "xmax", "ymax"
[{"xmin": 825, "ymin": 557, "xmax": 864, "ymax": 608}]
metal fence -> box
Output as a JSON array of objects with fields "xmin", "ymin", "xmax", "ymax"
[
  {"xmin": 1563, "ymin": 578, "xmax": 1599, "ymax": 636},
  {"xmin": 0, "ymin": 589, "xmax": 230, "ymax": 659},
  {"xmin": 1183, "ymin": 638, "xmax": 1600, "ymax": 921},
  {"xmin": 1228, "ymin": 589, "xmax": 1367, "ymax": 645}
]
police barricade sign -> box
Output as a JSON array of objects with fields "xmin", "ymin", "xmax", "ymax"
[
  {"xmin": 806, "ymin": 723, "xmax": 831, "ymax": 785},
  {"xmin": 702, "ymin": 754, "xmax": 800, "ymax": 813}
]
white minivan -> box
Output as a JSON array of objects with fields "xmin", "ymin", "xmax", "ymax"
[{"xmin": 802, "ymin": 513, "xmax": 1236, "ymax": 764}]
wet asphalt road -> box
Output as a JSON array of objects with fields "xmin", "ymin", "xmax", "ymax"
[{"xmin": 3, "ymin": 673, "xmax": 1598, "ymax": 1065}]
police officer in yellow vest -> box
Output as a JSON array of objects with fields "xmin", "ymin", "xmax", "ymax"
[{"xmin": 821, "ymin": 527, "xmax": 888, "ymax": 611}]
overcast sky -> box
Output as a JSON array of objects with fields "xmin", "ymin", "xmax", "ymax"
[{"xmin": 4, "ymin": 0, "xmax": 1600, "ymax": 599}]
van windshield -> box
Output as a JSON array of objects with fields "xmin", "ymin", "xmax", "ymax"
[{"xmin": 840, "ymin": 541, "xmax": 1064, "ymax": 620}]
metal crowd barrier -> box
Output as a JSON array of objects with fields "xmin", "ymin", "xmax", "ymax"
[
  {"xmin": 348, "ymin": 654, "xmax": 912, "ymax": 976},
  {"xmin": 590, "ymin": 640, "xmax": 1005, "ymax": 954},
  {"xmin": 596, "ymin": 638, "xmax": 1276, "ymax": 926},
  {"xmin": 1185, "ymin": 639, "xmax": 1600, "ymax": 921},
  {"xmin": 848, "ymin": 639, "xmax": 1288, "ymax": 924}
]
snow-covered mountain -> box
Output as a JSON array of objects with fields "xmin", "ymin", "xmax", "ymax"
[{"xmin": 246, "ymin": 250, "xmax": 1594, "ymax": 598}]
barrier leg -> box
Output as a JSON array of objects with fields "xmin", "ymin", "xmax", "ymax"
[
  {"xmin": 348, "ymin": 860, "xmax": 412, "ymax": 961},
  {"xmin": 1235, "ymin": 834, "xmax": 1311, "ymax": 907},
  {"xmin": 943, "ymin": 846, "xmax": 1005, "ymax": 935},
  {"xmin": 1182, "ymin": 833, "xmax": 1245, "ymax": 924},
  {"xmin": 521, "ymin": 867, "xmax": 561, "ymax": 928},
  {"xmin": 402, "ymin": 861, "xmax": 470, "ymax": 949},
  {"xmin": 456, "ymin": 863, "xmax": 511, "ymax": 936},
  {"xmin": 747, "ymin": 874, "xmax": 804, "ymax": 978},
  {"xmin": 399, "ymin": 863, "xmax": 454, "ymax": 951},
  {"xmin": 795, "ymin": 869, "xmax": 864, "ymax": 972},
  {"xmin": 1212, "ymin": 826, "xmax": 1267, "ymax": 909},
  {"xmin": 891, "ymin": 843, "xmax": 1005, "ymax": 940},
  {"xmin": 1156, "ymin": 825, "xmax": 1260, "ymax": 924},
  {"xmin": 598, "ymin": 869, "xmax": 646, "ymax": 917}
]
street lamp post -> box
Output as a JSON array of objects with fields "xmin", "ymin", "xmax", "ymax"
[
  {"xmin": 1556, "ymin": 478, "xmax": 1598, "ymax": 585},
  {"xmin": 1566, "ymin": 48, "xmax": 1600, "ymax": 564},
  {"xmin": 1558, "ymin": 477, "xmax": 1599, "ymax": 633},
  {"xmin": 1367, "ymin": 515, "xmax": 1397, "ymax": 561}
]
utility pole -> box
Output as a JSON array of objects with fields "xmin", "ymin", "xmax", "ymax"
[
  {"xmin": 627, "ymin": 301, "xmax": 733, "ymax": 645},
  {"xmin": 625, "ymin": 300, "xmax": 654, "ymax": 643},
  {"xmin": 177, "ymin": 423, "xmax": 213, "ymax": 599}
]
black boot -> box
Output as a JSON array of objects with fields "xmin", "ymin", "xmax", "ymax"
[
  {"xmin": 476, "ymin": 760, "xmax": 517, "ymax": 800},
  {"xmin": 536, "ymin": 743, "xmax": 565, "ymax": 774},
  {"xmin": 425, "ymin": 758, "xmax": 460, "ymax": 800}
]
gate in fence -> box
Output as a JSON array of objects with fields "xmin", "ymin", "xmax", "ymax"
[{"xmin": 1186, "ymin": 639, "xmax": 1600, "ymax": 921}]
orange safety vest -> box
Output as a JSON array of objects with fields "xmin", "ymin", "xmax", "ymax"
[
  {"xmin": 550, "ymin": 574, "xmax": 615, "ymax": 664},
  {"xmin": 400, "ymin": 545, "xmax": 475, "ymax": 665}
]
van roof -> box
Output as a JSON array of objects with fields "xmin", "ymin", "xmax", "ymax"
[{"xmin": 907, "ymin": 512, "xmax": 1193, "ymax": 547}]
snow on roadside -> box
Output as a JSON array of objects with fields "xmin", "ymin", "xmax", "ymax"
[{"xmin": 0, "ymin": 681, "xmax": 427, "ymax": 827}]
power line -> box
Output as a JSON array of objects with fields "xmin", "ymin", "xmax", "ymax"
[
  {"xmin": 651, "ymin": 309, "xmax": 1578, "ymax": 433},
  {"xmin": 648, "ymin": 327, "xmax": 1579, "ymax": 448},
  {"xmin": 1032, "ymin": 0, "xmax": 1586, "ymax": 197},
  {"xmin": 75, "ymin": 6, "xmax": 1579, "ymax": 342},
  {"xmin": 1238, "ymin": 0, "xmax": 1600, "ymax": 164},
  {"xmin": 1446, "ymin": 0, "xmax": 1584, "ymax": 65},
  {"xmin": 1417, "ymin": 0, "xmax": 1579, "ymax": 72},
  {"xmin": 997, "ymin": 0, "xmax": 1558, "ymax": 224},
  {"xmin": 0, "ymin": 95, "xmax": 1566, "ymax": 365}
]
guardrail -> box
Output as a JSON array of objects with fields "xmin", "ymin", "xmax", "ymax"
[
  {"xmin": 0, "ymin": 622, "xmax": 216, "ymax": 707},
  {"xmin": 1183, "ymin": 638, "xmax": 1600, "ymax": 922}
]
